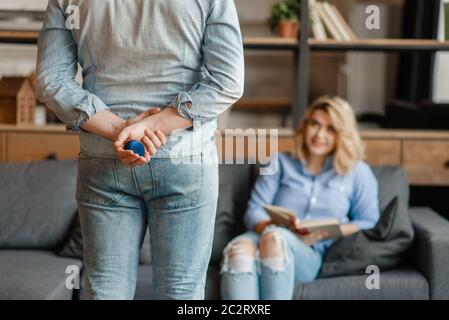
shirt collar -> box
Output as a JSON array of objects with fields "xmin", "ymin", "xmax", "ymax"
[{"xmin": 298, "ymin": 155, "xmax": 334, "ymax": 177}]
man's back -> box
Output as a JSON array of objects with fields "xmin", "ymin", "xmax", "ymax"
[
  {"xmin": 54, "ymin": 0, "xmax": 206, "ymax": 113},
  {"xmin": 37, "ymin": 0, "xmax": 244, "ymax": 157}
]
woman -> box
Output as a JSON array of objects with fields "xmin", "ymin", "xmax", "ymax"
[
  {"xmin": 220, "ymin": 96, "xmax": 380, "ymax": 300},
  {"xmin": 36, "ymin": 0, "xmax": 244, "ymax": 299}
]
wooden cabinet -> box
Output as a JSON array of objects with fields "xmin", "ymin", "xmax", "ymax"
[
  {"xmin": 364, "ymin": 139, "xmax": 401, "ymax": 166},
  {"xmin": 1, "ymin": 125, "xmax": 449, "ymax": 186},
  {"xmin": 403, "ymin": 140, "xmax": 449, "ymax": 186},
  {"xmin": 0, "ymin": 125, "xmax": 79, "ymax": 163}
]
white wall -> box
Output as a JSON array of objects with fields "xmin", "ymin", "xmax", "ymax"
[{"xmin": 0, "ymin": 0, "xmax": 47, "ymax": 78}]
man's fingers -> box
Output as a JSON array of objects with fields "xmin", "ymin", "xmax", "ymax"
[
  {"xmin": 117, "ymin": 149, "xmax": 135, "ymax": 161},
  {"xmin": 146, "ymin": 107, "xmax": 161, "ymax": 116},
  {"xmin": 154, "ymin": 130, "xmax": 167, "ymax": 145},
  {"xmin": 142, "ymin": 136, "xmax": 158, "ymax": 156},
  {"xmin": 125, "ymin": 107, "xmax": 162, "ymax": 127},
  {"xmin": 122, "ymin": 154, "xmax": 139, "ymax": 165},
  {"xmin": 132, "ymin": 107, "xmax": 161, "ymax": 123},
  {"xmin": 129, "ymin": 156, "xmax": 147, "ymax": 167},
  {"xmin": 144, "ymin": 129, "xmax": 162, "ymax": 148},
  {"xmin": 115, "ymin": 128, "xmax": 130, "ymax": 148}
]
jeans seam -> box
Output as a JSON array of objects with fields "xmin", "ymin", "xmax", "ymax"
[{"xmin": 130, "ymin": 166, "xmax": 144, "ymax": 198}]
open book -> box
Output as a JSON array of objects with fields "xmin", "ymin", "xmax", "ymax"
[{"xmin": 263, "ymin": 204, "xmax": 343, "ymax": 240}]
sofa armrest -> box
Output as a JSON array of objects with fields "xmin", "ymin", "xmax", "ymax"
[{"xmin": 410, "ymin": 207, "xmax": 449, "ymax": 300}]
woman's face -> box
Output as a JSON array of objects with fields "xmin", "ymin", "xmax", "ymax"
[{"xmin": 304, "ymin": 109, "xmax": 337, "ymax": 158}]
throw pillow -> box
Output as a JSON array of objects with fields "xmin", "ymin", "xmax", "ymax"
[
  {"xmin": 58, "ymin": 214, "xmax": 83, "ymax": 259},
  {"xmin": 319, "ymin": 196, "xmax": 414, "ymax": 278}
]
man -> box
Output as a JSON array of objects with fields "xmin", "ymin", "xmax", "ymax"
[{"xmin": 36, "ymin": 0, "xmax": 244, "ymax": 299}]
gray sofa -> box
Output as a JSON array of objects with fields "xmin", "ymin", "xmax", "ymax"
[{"xmin": 1, "ymin": 159, "xmax": 449, "ymax": 300}]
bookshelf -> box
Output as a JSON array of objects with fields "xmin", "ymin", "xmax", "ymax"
[
  {"xmin": 293, "ymin": 0, "xmax": 449, "ymax": 128},
  {"xmin": 2, "ymin": 1, "xmax": 449, "ymax": 128}
]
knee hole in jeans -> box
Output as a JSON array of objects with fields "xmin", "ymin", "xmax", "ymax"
[
  {"xmin": 222, "ymin": 240, "xmax": 256, "ymax": 273},
  {"xmin": 259, "ymin": 231, "xmax": 287, "ymax": 272}
]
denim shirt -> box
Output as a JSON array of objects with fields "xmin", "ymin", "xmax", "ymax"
[
  {"xmin": 244, "ymin": 153, "xmax": 381, "ymax": 254},
  {"xmin": 36, "ymin": 0, "xmax": 245, "ymax": 158}
]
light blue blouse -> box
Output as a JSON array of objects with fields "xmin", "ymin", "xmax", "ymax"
[{"xmin": 244, "ymin": 153, "xmax": 381, "ymax": 254}]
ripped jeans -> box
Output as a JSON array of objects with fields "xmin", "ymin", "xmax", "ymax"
[{"xmin": 220, "ymin": 226, "xmax": 323, "ymax": 300}]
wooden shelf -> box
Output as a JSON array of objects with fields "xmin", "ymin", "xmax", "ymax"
[
  {"xmin": 232, "ymin": 98, "xmax": 292, "ymax": 113},
  {"xmin": 309, "ymin": 39, "xmax": 449, "ymax": 52},
  {"xmin": 243, "ymin": 37, "xmax": 298, "ymax": 50},
  {"xmin": 0, "ymin": 30, "xmax": 39, "ymax": 44},
  {"xmin": 2, "ymin": 31, "xmax": 449, "ymax": 52},
  {"xmin": 0, "ymin": 124, "xmax": 72, "ymax": 133},
  {"xmin": 244, "ymin": 37, "xmax": 449, "ymax": 52}
]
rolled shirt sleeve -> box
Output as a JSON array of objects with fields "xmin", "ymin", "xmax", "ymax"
[
  {"xmin": 36, "ymin": 0, "xmax": 110, "ymax": 131},
  {"xmin": 349, "ymin": 162, "xmax": 381, "ymax": 230},
  {"xmin": 168, "ymin": 0, "xmax": 245, "ymax": 123}
]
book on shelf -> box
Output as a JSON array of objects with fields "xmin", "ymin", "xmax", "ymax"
[
  {"xmin": 263, "ymin": 204, "xmax": 343, "ymax": 241},
  {"xmin": 309, "ymin": 0, "xmax": 327, "ymax": 40},
  {"xmin": 445, "ymin": 1, "xmax": 449, "ymax": 41},
  {"xmin": 315, "ymin": 2, "xmax": 343, "ymax": 40},
  {"xmin": 322, "ymin": 2, "xmax": 349, "ymax": 40},
  {"xmin": 328, "ymin": 3, "xmax": 357, "ymax": 40},
  {"xmin": 310, "ymin": 1, "xmax": 357, "ymax": 41}
]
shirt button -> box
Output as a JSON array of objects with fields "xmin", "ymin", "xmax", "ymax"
[{"xmin": 311, "ymin": 197, "xmax": 317, "ymax": 204}]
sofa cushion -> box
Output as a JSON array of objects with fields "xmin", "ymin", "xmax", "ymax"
[
  {"xmin": 319, "ymin": 196, "xmax": 414, "ymax": 278},
  {"xmin": 58, "ymin": 214, "xmax": 83, "ymax": 259},
  {"xmin": 0, "ymin": 159, "xmax": 78, "ymax": 249},
  {"xmin": 210, "ymin": 164, "xmax": 255, "ymax": 266},
  {"xmin": 295, "ymin": 267, "xmax": 428, "ymax": 300},
  {"xmin": 371, "ymin": 166, "xmax": 409, "ymax": 210},
  {"xmin": 0, "ymin": 250, "xmax": 83, "ymax": 300}
]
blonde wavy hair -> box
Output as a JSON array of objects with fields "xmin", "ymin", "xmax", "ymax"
[{"xmin": 295, "ymin": 96, "xmax": 365, "ymax": 175}]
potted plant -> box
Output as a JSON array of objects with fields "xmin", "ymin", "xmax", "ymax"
[{"xmin": 268, "ymin": 0, "xmax": 300, "ymax": 38}]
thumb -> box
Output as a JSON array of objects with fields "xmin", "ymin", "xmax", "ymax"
[
  {"xmin": 146, "ymin": 107, "xmax": 161, "ymax": 116},
  {"xmin": 114, "ymin": 128, "xmax": 130, "ymax": 149}
]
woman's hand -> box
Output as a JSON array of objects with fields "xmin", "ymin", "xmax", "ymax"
[
  {"xmin": 255, "ymin": 220, "xmax": 273, "ymax": 233},
  {"xmin": 301, "ymin": 230, "xmax": 330, "ymax": 246}
]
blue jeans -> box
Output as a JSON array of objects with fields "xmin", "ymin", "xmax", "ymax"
[
  {"xmin": 220, "ymin": 226, "xmax": 323, "ymax": 300},
  {"xmin": 76, "ymin": 152, "xmax": 218, "ymax": 299}
]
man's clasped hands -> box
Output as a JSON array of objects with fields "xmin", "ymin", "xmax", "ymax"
[{"xmin": 112, "ymin": 107, "xmax": 191, "ymax": 167}]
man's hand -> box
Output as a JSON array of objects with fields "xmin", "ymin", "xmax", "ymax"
[
  {"xmin": 114, "ymin": 107, "xmax": 192, "ymax": 167},
  {"xmin": 114, "ymin": 124, "xmax": 167, "ymax": 167},
  {"xmin": 112, "ymin": 108, "xmax": 162, "ymax": 140},
  {"xmin": 114, "ymin": 108, "xmax": 167, "ymax": 167}
]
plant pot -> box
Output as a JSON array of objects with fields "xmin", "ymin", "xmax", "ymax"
[{"xmin": 278, "ymin": 20, "xmax": 300, "ymax": 38}]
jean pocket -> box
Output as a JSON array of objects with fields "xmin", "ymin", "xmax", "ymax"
[
  {"xmin": 76, "ymin": 155, "xmax": 123, "ymax": 207},
  {"xmin": 153, "ymin": 155, "xmax": 204, "ymax": 210}
]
